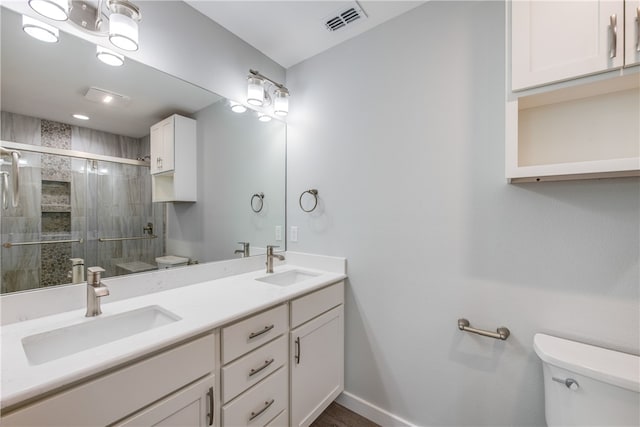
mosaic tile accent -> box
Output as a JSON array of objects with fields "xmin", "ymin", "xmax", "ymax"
[
  {"xmin": 42, "ymin": 212, "xmax": 71, "ymax": 233},
  {"xmin": 41, "ymin": 180, "xmax": 71, "ymax": 211},
  {"xmin": 40, "ymin": 238, "xmax": 72, "ymax": 287},
  {"xmin": 41, "ymin": 120, "xmax": 72, "ymax": 182}
]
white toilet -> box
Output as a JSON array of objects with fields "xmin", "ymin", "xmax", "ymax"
[
  {"xmin": 155, "ymin": 255, "xmax": 189, "ymax": 269},
  {"xmin": 534, "ymin": 333, "xmax": 639, "ymax": 426}
]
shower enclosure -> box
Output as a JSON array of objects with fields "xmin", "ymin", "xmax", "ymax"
[{"xmin": 0, "ymin": 145, "xmax": 165, "ymax": 294}]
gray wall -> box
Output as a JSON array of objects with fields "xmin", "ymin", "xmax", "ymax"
[
  {"xmin": 167, "ymin": 100, "xmax": 286, "ymax": 262},
  {"xmin": 285, "ymin": 1, "xmax": 640, "ymax": 425}
]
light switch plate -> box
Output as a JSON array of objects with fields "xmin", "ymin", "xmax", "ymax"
[{"xmin": 290, "ymin": 226, "xmax": 298, "ymax": 242}]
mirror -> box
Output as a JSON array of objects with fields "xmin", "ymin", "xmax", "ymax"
[{"xmin": 0, "ymin": 7, "xmax": 286, "ymax": 294}]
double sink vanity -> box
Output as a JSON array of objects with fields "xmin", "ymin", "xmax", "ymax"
[{"xmin": 0, "ymin": 252, "xmax": 346, "ymax": 426}]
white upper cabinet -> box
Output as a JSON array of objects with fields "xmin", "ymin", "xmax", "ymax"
[
  {"xmin": 150, "ymin": 117, "xmax": 176, "ymax": 174},
  {"xmin": 511, "ymin": 0, "xmax": 624, "ymax": 91},
  {"xmin": 625, "ymin": 0, "xmax": 640, "ymax": 66},
  {"xmin": 150, "ymin": 114, "xmax": 197, "ymax": 202}
]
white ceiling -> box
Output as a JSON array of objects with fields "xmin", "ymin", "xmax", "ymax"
[{"xmin": 186, "ymin": 1, "xmax": 425, "ymax": 68}]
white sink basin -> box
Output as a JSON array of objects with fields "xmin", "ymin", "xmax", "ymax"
[
  {"xmin": 22, "ymin": 305, "xmax": 181, "ymax": 365},
  {"xmin": 255, "ymin": 269, "xmax": 320, "ymax": 286}
]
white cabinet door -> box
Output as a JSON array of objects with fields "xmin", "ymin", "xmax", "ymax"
[
  {"xmin": 511, "ymin": 0, "xmax": 624, "ymax": 90},
  {"xmin": 625, "ymin": 0, "xmax": 640, "ymax": 66},
  {"xmin": 290, "ymin": 305, "xmax": 344, "ymax": 427},
  {"xmin": 116, "ymin": 376, "xmax": 215, "ymax": 427},
  {"xmin": 150, "ymin": 116, "xmax": 175, "ymax": 174}
]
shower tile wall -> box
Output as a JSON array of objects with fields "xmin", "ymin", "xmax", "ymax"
[
  {"xmin": 1, "ymin": 113, "xmax": 42, "ymax": 293},
  {"xmin": 1, "ymin": 111, "xmax": 165, "ymax": 293}
]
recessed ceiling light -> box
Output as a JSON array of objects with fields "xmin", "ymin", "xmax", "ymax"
[
  {"xmin": 96, "ymin": 46, "xmax": 125, "ymax": 67},
  {"xmin": 103, "ymin": 95, "xmax": 113, "ymax": 104},
  {"xmin": 22, "ymin": 15, "xmax": 59, "ymax": 43},
  {"xmin": 72, "ymin": 114, "xmax": 90, "ymax": 120},
  {"xmin": 230, "ymin": 102, "xmax": 247, "ymax": 113},
  {"xmin": 257, "ymin": 113, "xmax": 272, "ymax": 122}
]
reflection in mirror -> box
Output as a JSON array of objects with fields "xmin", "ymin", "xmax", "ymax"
[{"xmin": 0, "ymin": 7, "xmax": 286, "ymax": 294}]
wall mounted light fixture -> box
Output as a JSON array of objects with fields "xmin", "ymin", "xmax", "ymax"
[
  {"xmin": 247, "ymin": 69, "xmax": 289, "ymax": 117},
  {"xmin": 27, "ymin": 0, "xmax": 142, "ymax": 52}
]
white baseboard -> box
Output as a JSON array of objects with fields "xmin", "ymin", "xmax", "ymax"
[{"xmin": 336, "ymin": 391, "xmax": 416, "ymax": 427}]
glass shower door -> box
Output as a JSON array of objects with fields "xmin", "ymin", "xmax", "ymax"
[
  {"xmin": 92, "ymin": 160, "xmax": 164, "ymax": 278},
  {"xmin": 0, "ymin": 152, "xmax": 87, "ymax": 292}
]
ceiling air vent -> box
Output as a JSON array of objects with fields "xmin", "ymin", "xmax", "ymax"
[{"xmin": 324, "ymin": 2, "xmax": 368, "ymax": 32}]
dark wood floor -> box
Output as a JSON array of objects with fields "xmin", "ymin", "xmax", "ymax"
[{"xmin": 311, "ymin": 402, "xmax": 380, "ymax": 427}]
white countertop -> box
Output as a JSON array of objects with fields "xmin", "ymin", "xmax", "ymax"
[{"xmin": 1, "ymin": 257, "xmax": 346, "ymax": 411}]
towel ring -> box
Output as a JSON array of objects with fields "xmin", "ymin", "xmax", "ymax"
[
  {"xmin": 299, "ymin": 189, "xmax": 318, "ymax": 213},
  {"xmin": 251, "ymin": 192, "xmax": 264, "ymax": 213}
]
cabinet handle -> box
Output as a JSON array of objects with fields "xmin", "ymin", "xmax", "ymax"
[
  {"xmin": 249, "ymin": 358, "xmax": 275, "ymax": 377},
  {"xmin": 248, "ymin": 324, "xmax": 274, "ymax": 339},
  {"xmin": 295, "ymin": 337, "xmax": 301, "ymax": 364},
  {"xmin": 636, "ymin": 7, "xmax": 640, "ymax": 52},
  {"xmin": 158, "ymin": 157, "xmax": 163, "ymax": 169},
  {"xmin": 249, "ymin": 399, "xmax": 274, "ymax": 421},
  {"xmin": 207, "ymin": 386, "xmax": 214, "ymax": 426},
  {"xmin": 609, "ymin": 14, "xmax": 617, "ymax": 59}
]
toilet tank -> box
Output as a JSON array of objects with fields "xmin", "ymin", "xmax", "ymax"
[{"xmin": 534, "ymin": 333, "xmax": 639, "ymax": 426}]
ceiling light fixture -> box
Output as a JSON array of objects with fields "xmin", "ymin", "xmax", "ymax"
[
  {"xmin": 230, "ymin": 102, "xmax": 247, "ymax": 113},
  {"xmin": 247, "ymin": 69, "xmax": 290, "ymax": 117},
  {"xmin": 72, "ymin": 114, "xmax": 90, "ymax": 120},
  {"xmin": 257, "ymin": 113, "xmax": 272, "ymax": 123},
  {"xmin": 96, "ymin": 46, "xmax": 125, "ymax": 66},
  {"xmin": 22, "ymin": 15, "xmax": 60, "ymax": 43},
  {"xmin": 28, "ymin": 0, "xmax": 70, "ymax": 21}
]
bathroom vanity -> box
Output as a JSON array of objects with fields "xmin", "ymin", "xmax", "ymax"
[{"xmin": 0, "ymin": 253, "xmax": 346, "ymax": 427}]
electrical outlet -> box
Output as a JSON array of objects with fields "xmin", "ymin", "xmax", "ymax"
[
  {"xmin": 290, "ymin": 226, "xmax": 298, "ymax": 242},
  {"xmin": 275, "ymin": 225, "xmax": 282, "ymax": 241}
]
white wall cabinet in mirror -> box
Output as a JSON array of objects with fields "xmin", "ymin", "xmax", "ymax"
[{"xmin": 151, "ymin": 114, "xmax": 197, "ymax": 202}]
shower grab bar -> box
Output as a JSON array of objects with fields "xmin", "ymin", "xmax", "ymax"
[
  {"xmin": 3, "ymin": 238, "xmax": 84, "ymax": 248},
  {"xmin": 0, "ymin": 147, "xmax": 21, "ymax": 208},
  {"xmin": 458, "ymin": 318, "xmax": 510, "ymax": 341},
  {"xmin": 98, "ymin": 235, "xmax": 158, "ymax": 242}
]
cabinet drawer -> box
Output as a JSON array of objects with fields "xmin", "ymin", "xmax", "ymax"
[
  {"xmin": 222, "ymin": 367, "xmax": 287, "ymax": 427},
  {"xmin": 265, "ymin": 409, "xmax": 288, "ymax": 427},
  {"xmin": 222, "ymin": 335, "xmax": 287, "ymax": 403},
  {"xmin": 222, "ymin": 305, "xmax": 288, "ymax": 364},
  {"xmin": 291, "ymin": 281, "xmax": 344, "ymax": 328},
  {"xmin": 1, "ymin": 334, "xmax": 215, "ymax": 426}
]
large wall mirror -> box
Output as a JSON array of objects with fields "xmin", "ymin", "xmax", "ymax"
[{"xmin": 0, "ymin": 7, "xmax": 286, "ymax": 294}]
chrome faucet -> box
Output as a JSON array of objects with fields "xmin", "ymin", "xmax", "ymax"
[
  {"xmin": 86, "ymin": 266, "xmax": 109, "ymax": 317},
  {"xmin": 235, "ymin": 241, "xmax": 250, "ymax": 257},
  {"xmin": 68, "ymin": 258, "xmax": 85, "ymax": 284},
  {"xmin": 265, "ymin": 245, "xmax": 285, "ymax": 273}
]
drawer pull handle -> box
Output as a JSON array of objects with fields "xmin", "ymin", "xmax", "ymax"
[
  {"xmin": 249, "ymin": 358, "xmax": 275, "ymax": 377},
  {"xmin": 207, "ymin": 386, "xmax": 214, "ymax": 426},
  {"xmin": 248, "ymin": 324, "xmax": 274, "ymax": 339},
  {"xmin": 609, "ymin": 14, "xmax": 617, "ymax": 59},
  {"xmin": 636, "ymin": 7, "xmax": 640, "ymax": 52},
  {"xmin": 249, "ymin": 399, "xmax": 275, "ymax": 421},
  {"xmin": 295, "ymin": 337, "xmax": 301, "ymax": 364}
]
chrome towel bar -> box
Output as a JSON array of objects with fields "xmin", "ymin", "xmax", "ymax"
[
  {"xmin": 458, "ymin": 318, "xmax": 510, "ymax": 341},
  {"xmin": 3, "ymin": 238, "xmax": 84, "ymax": 248},
  {"xmin": 98, "ymin": 235, "xmax": 157, "ymax": 242}
]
